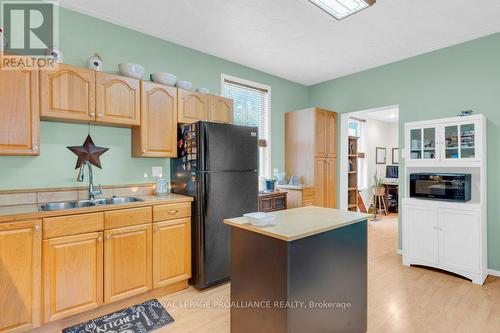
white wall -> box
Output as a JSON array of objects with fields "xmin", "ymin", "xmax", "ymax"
[{"xmin": 358, "ymin": 119, "xmax": 399, "ymax": 206}]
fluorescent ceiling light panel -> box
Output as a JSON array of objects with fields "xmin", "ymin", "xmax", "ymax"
[{"xmin": 309, "ymin": 0, "xmax": 376, "ymax": 20}]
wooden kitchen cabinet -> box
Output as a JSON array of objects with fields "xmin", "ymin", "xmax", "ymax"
[
  {"xmin": 0, "ymin": 68, "xmax": 39, "ymax": 156},
  {"xmin": 314, "ymin": 158, "xmax": 326, "ymax": 207},
  {"xmin": 258, "ymin": 192, "xmax": 288, "ymax": 212},
  {"xmin": 285, "ymin": 108, "xmax": 337, "ymax": 208},
  {"xmin": 208, "ymin": 95, "xmax": 233, "ymax": 124},
  {"xmin": 325, "ymin": 157, "xmax": 336, "ymax": 208},
  {"xmin": 325, "ymin": 111, "xmax": 337, "ymax": 158},
  {"xmin": 315, "ymin": 109, "xmax": 336, "ymax": 158},
  {"xmin": 177, "ymin": 88, "xmax": 208, "ymax": 124},
  {"xmin": 153, "ymin": 218, "xmax": 191, "ymax": 288},
  {"xmin": 96, "ymin": 72, "xmax": 140, "ymax": 126},
  {"xmin": 104, "ymin": 224, "xmax": 152, "ymax": 303},
  {"xmin": 0, "ymin": 220, "xmax": 41, "ymax": 333},
  {"xmin": 132, "ymin": 81, "xmax": 178, "ymax": 157},
  {"xmin": 314, "ymin": 157, "xmax": 336, "ymax": 208},
  {"xmin": 42, "ymin": 232, "xmax": 103, "ymax": 323},
  {"xmin": 39, "ymin": 64, "xmax": 96, "ymax": 122}
]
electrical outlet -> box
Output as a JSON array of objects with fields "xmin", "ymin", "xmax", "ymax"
[{"xmin": 152, "ymin": 166, "xmax": 163, "ymax": 178}]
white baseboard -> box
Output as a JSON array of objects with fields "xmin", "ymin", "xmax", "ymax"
[
  {"xmin": 488, "ymin": 269, "xmax": 500, "ymax": 277},
  {"xmin": 397, "ymin": 249, "xmax": 403, "ymax": 255}
]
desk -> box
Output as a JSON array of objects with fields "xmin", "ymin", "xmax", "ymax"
[{"xmin": 383, "ymin": 183, "xmax": 399, "ymax": 213}]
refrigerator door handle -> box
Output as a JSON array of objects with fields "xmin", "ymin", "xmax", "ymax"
[{"xmin": 202, "ymin": 172, "xmax": 209, "ymax": 218}]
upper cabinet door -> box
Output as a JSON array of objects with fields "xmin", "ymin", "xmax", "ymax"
[
  {"xmin": 407, "ymin": 126, "xmax": 438, "ymax": 162},
  {"xmin": 325, "ymin": 111, "xmax": 337, "ymax": 158},
  {"xmin": 132, "ymin": 81, "xmax": 177, "ymax": 158},
  {"xmin": 177, "ymin": 89, "xmax": 208, "ymax": 124},
  {"xmin": 0, "ymin": 220, "xmax": 41, "ymax": 333},
  {"xmin": 40, "ymin": 64, "xmax": 96, "ymax": 122},
  {"xmin": 96, "ymin": 72, "xmax": 140, "ymax": 126},
  {"xmin": 0, "ymin": 68, "xmax": 39, "ymax": 156},
  {"xmin": 315, "ymin": 110, "xmax": 327, "ymax": 158},
  {"xmin": 443, "ymin": 120, "xmax": 480, "ymax": 162},
  {"xmin": 208, "ymin": 95, "xmax": 233, "ymax": 124}
]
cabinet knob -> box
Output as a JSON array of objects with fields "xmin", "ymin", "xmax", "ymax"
[
  {"xmin": 154, "ymin": 226, "xmax": 160, "ymax": 232},
  {"xmin": 34, "ymin": 225, "xmax": 41, "ymax": 232},
  {"xmin": 98, "ymin": 114, "xmax": 103, "ymax": 118},
  {"xmin": 106, "ymin": 234, "xmax": 112, "ymax": 240},
  {"xmin": 90, "ymin": 113, "xmax": 96, "ymax": 117},
  {"xmin": 168, "ymin": 209, "xmax": 179, "ymax": 215},
  {"xmin": 97, "ymin": 236, "xmax": 103, "ymax": 242},
  {"xmin": 32, "ymin": 145, "xmax": 38, "ymax": 151}
]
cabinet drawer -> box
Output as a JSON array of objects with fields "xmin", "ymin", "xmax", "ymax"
[
  {"xmin": 153, "ymin": 202, "xmax": 191, "ymax": 222},
  {"xmin": 105, "ymin": 207, "xmax": 152, "ymax": 229},
  {"xmin": 43, "ymin": 212, "xmax": 104, "ymax": 239}
]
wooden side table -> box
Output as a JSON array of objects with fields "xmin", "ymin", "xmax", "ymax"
[{"xmin": 258, "ymin": 191, "xmax": 287, "ymax": 212}]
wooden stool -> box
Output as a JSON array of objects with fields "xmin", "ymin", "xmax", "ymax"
[{"xmin": 372, "ymin": 187, "xmax": 388, "ymax": 216}]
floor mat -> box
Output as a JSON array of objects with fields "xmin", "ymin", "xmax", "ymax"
[{"xmin": 63, "ymin": 299, "xmax": 174, "ymax": 333}]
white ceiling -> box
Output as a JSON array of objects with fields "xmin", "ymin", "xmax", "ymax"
[{"xmin": 59, "ymin": 0, "xmax": 500, "ymax": 86}]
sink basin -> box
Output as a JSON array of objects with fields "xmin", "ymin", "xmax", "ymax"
[
  {"xmin": 106, "ymin": 197, "xmax": 144, "ymax": 205},
  {"xmin": 39, "ymin": 197, "xmax": 144, "ymax": 211},
  {"xmin": 40, "ymin": 200, "xmax": 96, "ymax": 211}
]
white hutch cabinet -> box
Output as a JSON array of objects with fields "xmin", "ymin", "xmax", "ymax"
[
  {"xmin": 402, "ymin": 114, "xmax": 487, "ymax": 285},
  {"xmin": 405, "ymin": 115, "xmax": 482, "ymax": 166}
]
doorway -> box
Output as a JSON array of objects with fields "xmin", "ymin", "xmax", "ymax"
[{"xmin": 339, "ymin": 105, "xmax": 400, "ymax": 221}]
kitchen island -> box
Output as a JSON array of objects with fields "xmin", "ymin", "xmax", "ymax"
[{"xmin": 224, "ymin": 206, "xmax": 372, "ymax": 333}]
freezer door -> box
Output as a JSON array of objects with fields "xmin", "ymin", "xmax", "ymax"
[
  {"xmin": 201, "ymin": 122, "xmax": 258, "ymax": 172},
  {"xmin": 197, "ymin": 170, "xmax": 258, "ymax": 288}
]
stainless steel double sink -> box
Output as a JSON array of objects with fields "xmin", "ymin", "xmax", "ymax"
[{"xmin": 39, "ymin": 197, "xmax": 144, "ymax": 211}]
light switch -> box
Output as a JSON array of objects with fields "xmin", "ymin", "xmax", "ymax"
[{"xmin": 152, "ymin": 166, "xmax": 163, "ymax": 178}]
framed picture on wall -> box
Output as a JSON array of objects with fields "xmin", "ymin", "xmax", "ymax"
[
  {"xmin": 376, "ymin": 147, "xmax": 386, "ymax": 164},
  {"xmin": 392, "ymin": 148, "xmax": 399, "ymax": 164}
]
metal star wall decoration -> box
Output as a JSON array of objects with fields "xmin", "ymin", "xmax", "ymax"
[{"xmin": 67, "ymin": 135, "xmax": 109, "ymax": 169}]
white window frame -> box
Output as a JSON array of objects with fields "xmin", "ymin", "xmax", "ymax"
[{"xmin": 221, "ymin": 73, "xmax": 272, "ymax": 179}]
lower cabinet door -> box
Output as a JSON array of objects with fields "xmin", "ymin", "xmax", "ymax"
[
  {"xmin": 438, "ymin": 208, "xmax": 480, "ymax": 274},
  {"xmin": 153, "ymin": 218, "xmax": 191, "ymax": 288},
  {"xmin": 104, "ymin": 224, "xmax": 152, "ymax": 303},
  {"xmin": 314, "ymin": 158, "xmax": 326, "ymax": 207},
  {"xmin": 42, "ymin": 232, "xmax": 103, "ymax": 322},
  {"xmin": 325, "ymin": 158, "xmax": 336, "ymax": 208},
  {"xmin": 404, "ymin": 205, "xmax": 439, "ymax": 265},
  {"xmin": 0, "ymin": 220, "xmax": 41, "ymax": 333}
]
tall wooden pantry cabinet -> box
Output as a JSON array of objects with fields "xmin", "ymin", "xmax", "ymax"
[{"xmin": 285, "ymin": 108, "xmax": 337, "ymax": 208}]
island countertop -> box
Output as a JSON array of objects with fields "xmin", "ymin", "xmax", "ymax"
[{"xmin": 224, "ymin": 206, "xmax": 373, "ymax": 242}]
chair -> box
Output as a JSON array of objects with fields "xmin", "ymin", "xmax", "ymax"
[{"xmin": 372, "ymin": 186, "xmax": 388, "ymax": 216}]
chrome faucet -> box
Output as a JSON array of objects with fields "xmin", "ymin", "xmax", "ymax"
[{"xmin": 77, "ymin": 161, "xmax": 102, "ymax": 200}]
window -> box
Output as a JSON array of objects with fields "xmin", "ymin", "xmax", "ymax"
[
  {"xmin": 348, "ymin": 117, "xmax": 368, "ymax": 188},
  {"xmin": 222, "ymin": 74, "xmax": 271, "ymax": 180}
]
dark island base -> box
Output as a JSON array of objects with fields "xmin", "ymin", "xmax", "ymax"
[{"xmin": 230, "ymin": 220, "xmax": 367, "ymax": 333}]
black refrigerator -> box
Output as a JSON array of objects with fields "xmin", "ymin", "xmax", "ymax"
[{"xmin": 171, "ymin": 121, "xmax": 259, "ymax": 289}]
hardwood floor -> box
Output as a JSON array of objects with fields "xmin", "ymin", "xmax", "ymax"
[{"xmin": 150, "ymin": 213, "xmax": 500, "ymax": 333}]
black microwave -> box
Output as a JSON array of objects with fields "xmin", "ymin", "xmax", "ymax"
[{"xmin": 409, "ymin": 173, "xmax": 471, "ymax": 202}]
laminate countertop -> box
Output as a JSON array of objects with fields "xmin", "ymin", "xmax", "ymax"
[
  {"xmin": 224, "ymin": 206, "xmax": 373, "ymax": 242},
  {"xmin": 0, "ymin": 193, "xmax": 193, "ymax": 223}
]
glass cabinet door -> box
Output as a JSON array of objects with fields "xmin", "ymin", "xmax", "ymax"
[
  {"xmin": 410, "ymin": 129, "xmax": 422, "ymax": 159},
  {"xmin": 423, "ymin": 128, "xmax": 436, "ymax": 159},
  {"xmin": 445, "ymin": 123, "xmax": 475, "ymax": 159},
  {"xmin": 409, "ymin": 127, "xmax": 436, "ymax": 160}
]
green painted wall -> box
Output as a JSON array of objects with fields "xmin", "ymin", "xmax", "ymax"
[
  {"xmin": 309, "ymin": 32, "xmax": 500, "ymax": 271},
  {"xmin": 0, "ymin": 7, "xmax": 309, "ymax": 190}
]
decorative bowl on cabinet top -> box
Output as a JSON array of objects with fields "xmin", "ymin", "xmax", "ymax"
[{"xmin": 118, "ymin": 63, "xmax": 145, "ymax": 79}]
